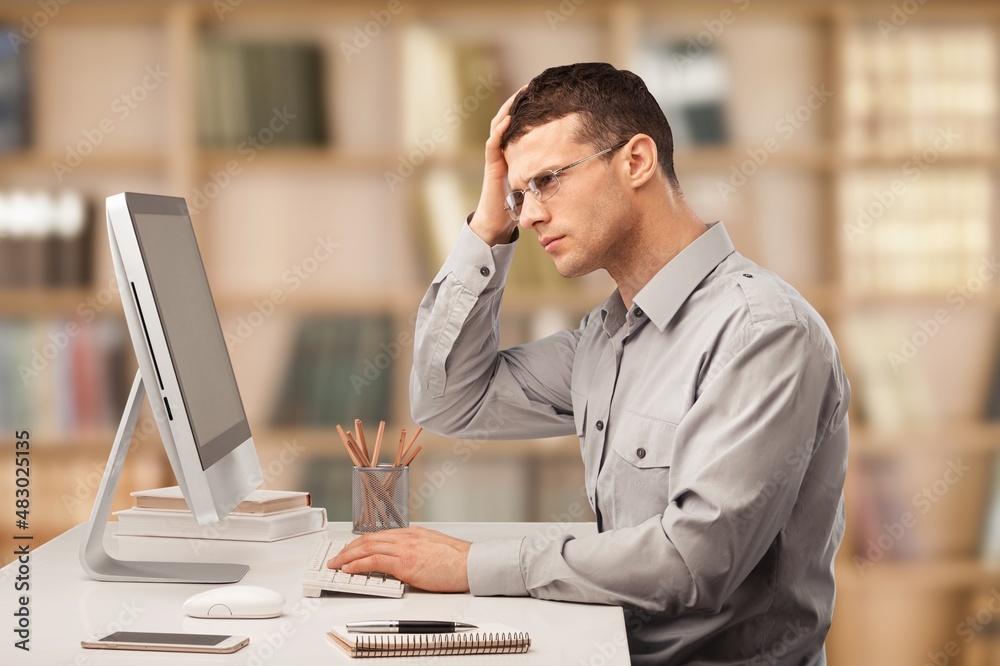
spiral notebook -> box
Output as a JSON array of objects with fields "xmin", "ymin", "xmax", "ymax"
[{"xmin": 326, "ymin": 624, "xmax": 531, "ymax": 658}]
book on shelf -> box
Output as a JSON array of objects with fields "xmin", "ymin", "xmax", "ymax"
[
  {"xmin": 413, "ymin": 169, "xmax": 566, "ymax": 292},
  {"xmin": 980, "ymin": 453, "xmax": 1000, "ymax": 560},
  {"xmin": 633, "ymin": 40, "xmax": 729, "ymax": 147},
  {"xmin": 843, "ymin": 25, "xmax": 996, "ymax": 157},
  {"xmin": 113, "ymin": 505, "xmax": 327, "ymax": 542},
  {"xmin": 270, "ymin": 315, "xmax": 393, "ymax": 428},
  {"xmin": 0, "ymin": 316, "xmax": 127, "ymax": 438},
  {"xmin": 840, "ymin": 170, "xmax": 990, "ymax": 295},
  {"xmin": 401, "ymin": 26, "xmax": 504, "ymax": 155},
  {"xmin": 196, "ymin": 38, "xmax": 327, "ymax": 148},
  {"xmin": 300, "ymin": 456, "xmax": 354, "ymax": 522},
  {"xmin": 0, "ymin": 30, "xmax": 30, "ymax": 151},
  {"xmin": 326, "ymin": 624, "xmax": 530, "ymax": 658},
  {"xmin": 0, "ymin": 190, "xmax": 92, "ymax": 288},
  {"xmin": 130, "ymin": 486, "xmax": 311, "ymax": 515}
]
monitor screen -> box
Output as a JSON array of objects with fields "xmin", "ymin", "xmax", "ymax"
[{"xmin": 131, "ymin": 208, "xmax": 251, "ymax": 470}]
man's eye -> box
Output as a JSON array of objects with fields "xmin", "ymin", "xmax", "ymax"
[{"xmin": 534, "ymin": 174, "xmax": 557, "ymax": 189}]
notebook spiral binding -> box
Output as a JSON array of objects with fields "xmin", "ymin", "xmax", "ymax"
[{"xmin": 354, "ymin": 631, "xmax": 532, "ymax": 657}]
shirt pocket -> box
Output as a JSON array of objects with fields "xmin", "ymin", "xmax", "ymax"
[{"xmin": 606, "ymin": 411, "xmax": 677, "ymax": 527}]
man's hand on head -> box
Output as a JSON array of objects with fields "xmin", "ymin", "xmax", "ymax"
[
  {"xmin": 470, "ymin": 86, "xmax": 525, "ymax": 247},
  {"xmin": 326, "ymin": 526, "xmax": 472, "ymax": 593}
]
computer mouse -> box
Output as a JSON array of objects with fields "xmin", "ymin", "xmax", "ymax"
[{"xmin": 183, "ymin": 585, "xmax": 285, "ymax": 619}]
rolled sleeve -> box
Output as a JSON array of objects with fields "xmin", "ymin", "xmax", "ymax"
[{"xmin": 467, "ymin": 537, "xmax": 528, "ymax": 597}]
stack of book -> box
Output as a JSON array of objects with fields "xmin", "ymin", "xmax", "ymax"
[{"xmin": 114, "ymin": 486, "xmax": 326, "ymax": 542}]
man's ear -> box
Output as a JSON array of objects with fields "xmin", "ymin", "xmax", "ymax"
[{"xmin": 621, "ymin": 134, "xmax": 658, "ymax": 190}]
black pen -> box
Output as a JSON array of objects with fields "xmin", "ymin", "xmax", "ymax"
[{"xmin": 346, "ymin": 621, "xmax": 478, "ymax": 634}]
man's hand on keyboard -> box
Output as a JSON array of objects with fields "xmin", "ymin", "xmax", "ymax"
[{"xmin": 327, "ymin": 526, "xmax": 471, "ymax": 593}]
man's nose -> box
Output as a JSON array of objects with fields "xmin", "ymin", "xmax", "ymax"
[{"xmin": 518, "ymin": 193, "xmax": 548, "ymax": 230}]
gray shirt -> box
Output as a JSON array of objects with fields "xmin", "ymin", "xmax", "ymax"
[{"xmin": 410, "ymin": 220, "xmax": 850, "ymax": 666}]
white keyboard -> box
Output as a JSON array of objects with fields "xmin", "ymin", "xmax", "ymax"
[{"xmin": 302, "ymin": 537, "xmax": 404, "ymax": 598}]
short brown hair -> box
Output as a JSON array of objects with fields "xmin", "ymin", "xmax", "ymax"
[{"xmin": 501, "ymin": 63, "xmax": 679, "ymax": 187}]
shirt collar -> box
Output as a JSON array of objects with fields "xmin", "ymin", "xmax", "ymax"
[{"xmin": 626, "ymin": 221, "xmax": 735, "ymax": 332}]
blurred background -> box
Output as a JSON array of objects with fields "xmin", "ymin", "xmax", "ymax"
[{"xmin": 0, "ymin": 0, "xmax": 997, "ymax": 663}]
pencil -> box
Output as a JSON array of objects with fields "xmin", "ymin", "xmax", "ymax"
[
  {"xmin": 371, "ymin": 420, "xmax": 385, "ymax": 467},
  {"xmin": 400, "ymin": 426, "xmax": 423, "ymax": 462},
  {"xmin": 401, "ymin": 444, "xmax": 422, "ymax": 467},
  {"xmin": 355, "ymin": 419, "xmax": 370, "ymax": 461},
  {"xmin": 346, "ymin": 431, "xmax": 370, "ymax": 467},
  {"xmin": 336, "ymin": 425, "xmax": 362, "ymax": 466},
  {"xmin": 394, "ymin": 429, "xmax": 406, "ymax": 467}
]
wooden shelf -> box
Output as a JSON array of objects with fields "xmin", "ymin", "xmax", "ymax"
[
  {"xmin": 199, "ymin": 147, "xmax": 396, "ymax": 173},
  {"xmin": 851, "ymin": 422, "xmax": 1000, "ymax": 456},
  {"xmin": 0, "ymin": 151, "xmax": 167, "ymax": 174},
  {"xmin": 833, "ymin": 287, "xmax": 1000, "ymax": 311},
  {"xmin": 836, "ymin": 557, "xmax": 1000, "ymax": 590},
  {"xmin": 0, "ymin": 289, "xmax": 124, "ymax": 316},
  {"xmin": 675, "ymin": 145, "xmax": 835, "ymax": 172}
]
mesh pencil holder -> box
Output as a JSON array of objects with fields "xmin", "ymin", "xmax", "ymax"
[{"xmin": 352, "ymin": 465, "xmax": 409, "ymax": 534}]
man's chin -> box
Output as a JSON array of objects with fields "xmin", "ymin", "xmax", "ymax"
[{"xmin": 550, "ymin": 257, "xmax": 592, "ymax": 280}]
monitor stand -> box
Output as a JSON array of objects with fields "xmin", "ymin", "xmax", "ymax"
[{"xmin": 79, "ymin": 371, "xmax": 249, "ymax": 583}]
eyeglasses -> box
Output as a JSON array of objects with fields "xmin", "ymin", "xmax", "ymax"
[{"xmin": 503, "ymin": 140, "xmax": 629, "ymax": 221}]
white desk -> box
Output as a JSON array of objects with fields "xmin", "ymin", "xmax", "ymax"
[{"xmin": 1, "ymin": 522, "xmax": 629, "ymax": 665}]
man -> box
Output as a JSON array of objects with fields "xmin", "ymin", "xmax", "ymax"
[{"xmin": 330, "ymin": 63, "xmax": 850, "ymax": 665}]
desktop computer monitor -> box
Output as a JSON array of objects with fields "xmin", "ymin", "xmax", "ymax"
[{"xmin": 80, "ymin": 192, "xmax": 263, "ymax": 583}]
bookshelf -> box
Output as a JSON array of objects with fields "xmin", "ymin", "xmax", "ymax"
[{"xmin": 0, "ymin": 1, "xmax": 997, "ymax": 663}]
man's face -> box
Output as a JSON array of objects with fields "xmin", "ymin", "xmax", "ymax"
[{"xmin": 504, "ymin": 115, "xmax": 631, "ymax": 279}]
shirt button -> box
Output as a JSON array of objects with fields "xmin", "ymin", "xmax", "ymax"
[
  {"xmin": 480, "ymin": 266, "xmax": 490, "ymax": 277},
  {"xmin": 595, "ymin": 420, "xmax": 604, "ymax": 431},
  {"xmin": 636, "ymin": 447, "xmax": 646, "ymax": 459},
  {"xmin": 634, "ymin": 307, "xmax": 644, "ymax": 318},
  {"xmin": 743, "ymin": 273, "xmax": 753, "ymax": 278}
]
